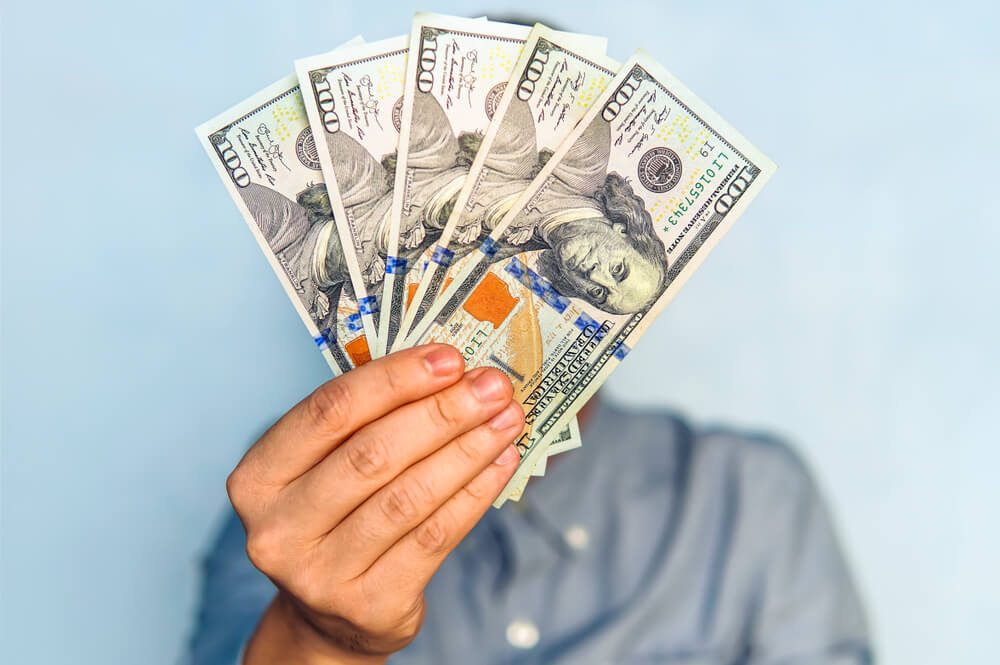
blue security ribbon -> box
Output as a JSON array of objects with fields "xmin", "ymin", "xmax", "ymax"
[
  {"xmin": 613, "ymin": 342, "xmax": 630, "ymax": 360},
  {"xmin": 314, "ymin": 327, "xmax": 336, "ymax": 351},
  {"xmin": 431, "ymin": 245, "xmax": 455, "ymax": 266},
  {"xmin": 359, "ymin": 296, "xmax": 378, "ymax": 315},
  {"xmin": 504, "ymin": 257, "xmax": 570, "ymax": 314},
  {"xmin": 573, "ymin": 312, "xmax": 598, "ymax": 332},
  {"xmin": 385, "ymin": 256, "xmax": 408, "ymax": 274},
  {"xmin": 345, "ymin": 313, "xmax": 364, "ymax": 333},
  {"xmin": 572, "ymin": 312, "xmax": 607, "ymax": 342},
  {"xmin": 479, "ymin": 237, "xmax": 499, "ymax": 258},
  {"xmin": 505, "ymin": 257, "xmax": 526, "ymax": 279}
]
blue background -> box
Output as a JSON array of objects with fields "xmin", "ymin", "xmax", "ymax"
[{"xmin": 2, "ymin": 1, "xmax": 998, "ymax": 663}]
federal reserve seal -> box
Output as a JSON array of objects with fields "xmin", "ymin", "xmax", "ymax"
[
  {"xmin": 391, "ymin": 96, "xmax": 404, "ymax": 132},
  {"xmin": 295, "ymin": 127, "xmax": 321, "ymax": 171},
  {"xmin": 637, "ymin": 147, "xmax": 682, "ymax": 193},
  {"xmin": 485, "ymin": 82, "xmax": 506, "ymax": 120}
]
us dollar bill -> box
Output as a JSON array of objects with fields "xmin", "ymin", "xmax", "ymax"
[
  {"xmin": 196, "ymin": 40, "xmax": 374, "ymax": 375},
  {"xmin": 295, "ymin": 36, "xmax": 412, "ymax": 356},
  {"xmin": 410, "ymin": 50, "xmax": 776, "ymax": 505},
  {"xmin": 532, "ymin": 413, "xmax": 581, "ymax": 476},
  {"xmin": 379, "ymin": 13, "xmax": 608, "ymax": 356},
  {"xmin": 400, "ymin": 24, "xmax": 620, "ymax": 345}
]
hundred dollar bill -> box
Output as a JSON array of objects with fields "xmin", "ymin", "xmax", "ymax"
[
  {"xmin": 295, "ymin": 36, "xmax": 412, "ymax": 356},
  {"xmin": 401, "ymin": 24, "xmax": 620, "ymax": 344},
  {"xmin": 410, "ymin": 50, "xmax": 776, "ymax": 505},
  {"xmin": 196, "ymin": 40, "xmax": 375, "ymax": 375},
  {"xmin": 379, "ymin": 13, "xmax": 607, "ymax": 356},
  {"xmin": 508, "ymin": 459, "xmax": 537, "ymax": 500},
  {"xmin": 531, "ymin": 412, "xmax": 580, "ymax": 475},
  {"xmin": 507, "ymin": 395, "xmax": 583, "ymax": 494}
]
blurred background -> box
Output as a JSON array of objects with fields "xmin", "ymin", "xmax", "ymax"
[{"xmin": 2, "ymin": 0, "xmax": 997, "ymax": 663}]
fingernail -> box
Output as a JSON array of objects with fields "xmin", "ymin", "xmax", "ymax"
[
  {"xmin": 424, "ymin": 346, "xmax": 462, "ymax": 377},
  {"xmin": 493, "ymin": 445, "xmax": 519, "ymax": 466},
  {"xmin": 488, "ymin": 403, "xmax": 524, "ymax": 431},
  {"xmin": 471, "ymin": 370, "xmax": 508, "ymax": 402}
]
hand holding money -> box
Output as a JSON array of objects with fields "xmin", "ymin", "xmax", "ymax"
[
  {"xmin": 227, "ymin": 345, "xmax": 522, "ymax": 664},
  {"xmin": 198, "ymin": 13, "xmax": 774, "ymax": 508}
]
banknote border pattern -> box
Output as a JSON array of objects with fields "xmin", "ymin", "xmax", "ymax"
[{"xmin": 207, "ymin": 87, "xmax": 300, "ymax": 163}]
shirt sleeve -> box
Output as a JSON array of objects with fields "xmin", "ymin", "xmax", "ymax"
[
  {"xmin": 182, "ymin": 510, "xmax": 276, "ymax": 665},
  {"xmin": 744, "ymin": 443, "xmax": 873, "ymax": 665}
]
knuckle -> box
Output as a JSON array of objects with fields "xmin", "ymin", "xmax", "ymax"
[
  {"xmin": 459, "ymin": 474, "xmax": 494, "ymax": 503},
  {"xmin": 398, "ymin": 598, "xmax": 426, "ymax": 640},
  {"xmin": 244, "ymin": 525, "xmax": 285, "ymax": 572},
  {"xmin": 225, "ymin": 467, "xmax": 248, "ymax": 507},
  {"xmin": 353, "ymin": 578, "xmax": 425, "ymax": 645},
  {"xmin": 453, "ymin": 430, "xmax": 486, "ymax": 465},
  {"xmin": 345, "ymin": 435, "xmax": 390, "ymax": 480},
  {"xmin": 377, "ymin": 596, "xmax": 425, "ymax": 638},
  {"xmin": 380, "ymin": 358, "xmax": 410, "ymax": 395},
  {"xmin": 425, "ymin": 391, "xmax": 462, "ymax": 430},
  {"xmin": 306, "ymin": 379, "xmax": 354, "ymax": 433},
  {"xmin": 379, "ymin": 480, "xmax": 427, "ymax": 525},
  {"xmin": 412, "ymin": 515, "xmax": 451, "ymax": 555}
]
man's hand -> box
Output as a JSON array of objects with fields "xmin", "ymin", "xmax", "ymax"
[{"xmin": 227, "ymin": 344, "xmax": 523, "ymax": 664}]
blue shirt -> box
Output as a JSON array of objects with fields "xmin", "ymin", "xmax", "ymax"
[{"xmin": 186, "ymin": 400, "xmax": 871, "ymax": 664}]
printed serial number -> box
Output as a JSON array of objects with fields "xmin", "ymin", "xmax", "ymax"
[
  {"xmin": 664, "ymin": 150, "xmax": 729, "ymax": 229},
  {"xmin": 463, "ymin": 328, "xmax": 489, "ymax": 361}
]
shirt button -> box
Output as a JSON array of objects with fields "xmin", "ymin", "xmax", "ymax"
[
  {"xmin": 506, "ymin": 618, "xmax": 540, "ymax": 649},
  {"xmin": 564, "ymin": 524, "xmax": 590, "ymax": 550}
]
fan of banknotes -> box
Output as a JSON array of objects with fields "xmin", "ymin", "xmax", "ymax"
[{"xmin": 197, "ymin": 13, "xmax": 775, "ymax": 505}]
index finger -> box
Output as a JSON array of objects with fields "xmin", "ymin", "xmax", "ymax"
[{"xmin": 239, "ymin": 344, "xmax": 465, "ymax": 487}]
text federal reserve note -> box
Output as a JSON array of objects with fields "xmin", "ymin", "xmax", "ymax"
[
  {"xmin": 411, "ymin": 50, "xmax": 776, "ymax": 505},
  {"xmin": 295, "ymin": 36, "xmax": 411, "ymax": 356},
  {"xmin": 401, "ymin": 24, "xmax": 620, "ymax": 344},
  {"xmin": 197, "ymin": 44, "xmax": 373, "ymax": 375}
]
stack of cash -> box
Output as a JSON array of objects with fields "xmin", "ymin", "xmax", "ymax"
[{"xmin": 196, "ymin": 13, "xmax": 775, "ymax": 505}]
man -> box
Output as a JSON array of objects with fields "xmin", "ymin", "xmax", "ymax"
[{"xmin": 186, "ymin": 345, "xmax": 871, "ymax": 664}]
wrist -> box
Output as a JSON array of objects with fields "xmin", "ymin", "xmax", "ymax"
[{"xmin": 244, "ymin": 594, "xmax": 389, "ymax": 665}]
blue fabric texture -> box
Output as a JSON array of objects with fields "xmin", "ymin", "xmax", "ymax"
[{"xmin": 185, "ymin": 401, "xmax": 870, "ymax": 664}]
